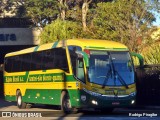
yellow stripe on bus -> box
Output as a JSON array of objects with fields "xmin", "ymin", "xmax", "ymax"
[
  {"xmin": 4, "ymin": 69, "xmax": 71, "ymax": 76},
  {"xmin": 4, "ymin": 71, "xmax": 26, "ymax": 76},
  {"xmin": 4, "ymin": 82, "xmax": 79, "ymax": 96}
]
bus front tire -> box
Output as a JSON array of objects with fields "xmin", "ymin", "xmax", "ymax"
[
  {"xmin": 16, "ymin": 91, "xmax": 26, "ymax": 109},
  {"xmin": 61, "ymin": 91, "xmax": 74, "ymax": 114}
]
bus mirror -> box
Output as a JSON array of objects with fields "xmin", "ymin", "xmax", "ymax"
[
  {"xmin": 76, "ymin": 51, "xmax": 89, "ymax": 68},
  {"xmin": 77, "ymin": 54, "xmax": 83, "ymax": 59},
  {"xmin": 131, "ymin": 52, "xmax": 144, "ymax": 67}
]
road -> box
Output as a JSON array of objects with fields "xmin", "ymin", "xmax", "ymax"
[{"xmin": 0, "ymin": 98, "xmax": 160, "ymax": 120}]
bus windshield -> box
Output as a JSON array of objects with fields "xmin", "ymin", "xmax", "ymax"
[{"xmin": 88, "ymin": 50, "xmax": 134, "ymax": 87}]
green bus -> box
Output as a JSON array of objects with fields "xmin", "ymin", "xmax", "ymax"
[{"xmin": 4, "ymin": 39, "xmax": 136, "ymax": 113}]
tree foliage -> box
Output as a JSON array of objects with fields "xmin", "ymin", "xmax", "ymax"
[
  {"xmin": 0, "ymin": 0, "xmax": 159, "ymax": 55},
  {"xmin": 40, "ymin": 19, "xmax": 82, "ymax": 44},
  {"xmin": 25, "ymin": 0, "xmax": 59, "ymax": 27},
  {"xmin": 141, "ymin": 43, "xmax": 160, "ymax": 64},
  {"xmin": 0, "ymin": 0, "xmax": 27, "ymax": 18},
  {"xmin": 93, "ymin": 0, "xmax": 156, "ymax": 52}
]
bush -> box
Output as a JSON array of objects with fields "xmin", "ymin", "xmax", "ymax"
[{"xmin": 40, "ymin": 19, "xmax": 82, "ymax": 44}]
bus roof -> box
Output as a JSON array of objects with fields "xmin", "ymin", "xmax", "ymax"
[
  {"xmin": 5, "ymin": 39, "xmax": 128, "ymax": 57},
  {"xmin": 67, "ymin": 39, "xmax": 127, "ymax": 49}
]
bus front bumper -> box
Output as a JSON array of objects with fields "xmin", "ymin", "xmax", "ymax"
[{"xmin": 77, "ymin": 90, "xmax": 136, "ymax": 109}]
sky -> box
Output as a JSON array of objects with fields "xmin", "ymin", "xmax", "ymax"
[{"xmin": 153, "ymin": 11, "xmax": 160, "ymax": 26}]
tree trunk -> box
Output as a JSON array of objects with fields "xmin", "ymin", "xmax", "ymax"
[
  {"xmin": 61, "ymin": 9, "xmax": 65, "ymax": 21},
  {"xmin": 82, "ymin": 0, "xmax": 92, "ymax": 31},
  {"xmin": 59, "ymin": 0, "xmax": 66, "ymax": 21},
  {"xmin": 82, "ymin": 2, "xmax": 88, "ymax": 31}
]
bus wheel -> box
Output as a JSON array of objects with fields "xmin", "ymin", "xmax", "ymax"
[
  {"xmin": 61, "ymin": 91, "xmax": 73, "ymax": 114},
  {"xmin": 16, "ymin": 91, "xmax": 26, "ymax": 109}
]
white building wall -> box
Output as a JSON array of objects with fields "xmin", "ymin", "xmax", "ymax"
[{"xmin": 0, "ymin": 28, "xmax": 41, "ymax": 45}]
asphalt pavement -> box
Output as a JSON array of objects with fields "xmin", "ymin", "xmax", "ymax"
[{"xmin": 0, "ymin": 98, "xmax": 160, "ymax": 120}]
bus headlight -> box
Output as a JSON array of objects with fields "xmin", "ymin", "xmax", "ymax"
[
  {"xmin": 92, "ymin": 100, "xmax": 98, "ymax": 105},
  {"xmin": 131, "ymin": 100, "xmax": 135, "ymax": 104}
]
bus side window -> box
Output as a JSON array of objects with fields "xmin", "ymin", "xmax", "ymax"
[
  {"xmin": 42, "ymin": 50, "xmax": 54, "ymax": 70},
  {"xmin": 54, "ymin": 48, "xmax": 69, "ymax": 72},
  {"xmin": 31, "ymin": 51, "xmax": 43, "ymax": 70},
  {"xmin": 12, "ymin": 56, "xmax": 21, "ymax": 72},
  {"xmin": 4, "ymin": 57, "xmax": 13, "ymax": 72},
  {"xmin": 21, "ymin": 54, "xmax": 31, "ymax": 71},
  {"xmin": 68, "ymin": 46, "xmax": 82, "ymax": 52},
  {"xmin": 60, "ymin": 49, "xmax": 69, "ymax": 72}
]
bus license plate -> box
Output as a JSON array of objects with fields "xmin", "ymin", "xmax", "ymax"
[{"xmin": 112, "ymin": 102, "xmax": 120, "ymax": 105}]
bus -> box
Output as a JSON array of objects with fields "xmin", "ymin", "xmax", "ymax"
[{"xmin": 3, "ymin": 39, "xmax": 136, "ymax": 113}]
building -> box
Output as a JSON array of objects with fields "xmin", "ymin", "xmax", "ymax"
[
  {"xmin": 0, "ymin": 18, "xmax": 41, "ymax": 97},
  {"xmin": 0, "ymin": 18, "xmax": 41, "ymax": 63}
]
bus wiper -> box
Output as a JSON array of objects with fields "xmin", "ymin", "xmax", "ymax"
[
  {"xmin": 107, "ymin": 52, "xmax": 128, "ymax": 88},
  {"xmin": 114, "ymin": 70, "xmax": 129, "ymax": 89},
  {"xmin": 102, "ymin": 66, "xmax": 112, "ymax": 88},
  {"xmin": 102, "ymin": 65, "xmax": 129, "ymax": 89}
]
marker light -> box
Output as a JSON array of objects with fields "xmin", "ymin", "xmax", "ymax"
[{"xmin": 84, "ymin": 49, "xmax": 90, "ymax": 55}]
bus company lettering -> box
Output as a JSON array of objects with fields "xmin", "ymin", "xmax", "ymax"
[
  {"xmin": 52, "ymin": 75, "xmax": 64, "ymax": 81},
  {"xmin": 29, "ymin": 75, "xmax": 43, "ymax": 82},
  {"xmin": 13, "ymin": 76, "xmax": 24, "ymax": 82},
  {"xmin": 28, "ymin": 75, "xmax": 63, "ymax": 82},
  {"xmin": 29, "ymin": 76, "xmax": 37, "ymax": 82},
  {"xmin": 6, "ymin": 77, "xmax": 12, "ymax": 83},
  {"xmin": 43, "ymin": 75, "xmax": 52, "ymax": 81},
  {"xmin": 37, "ymin": 75, "xmax": 43, "ymax": 81},
  {"xmin": 5, "ymin": 76, "xmax": 24, "ymax": 83},
  {"xmin": 29, "ymin": 75, "xmax": 51, "ymax": 82},
  {"xmin": 13, "ymin": 76, "xmax": 19, "ymax": 82}
]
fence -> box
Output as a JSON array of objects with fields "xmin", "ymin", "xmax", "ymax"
[{"xmin": 136, "ymin": 64, "xmax": 160, "ymax": 105}]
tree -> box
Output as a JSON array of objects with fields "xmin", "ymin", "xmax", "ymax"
[
  {"xmin": 93, "ymin": 0, "xmax": 157, "ymax": 52},
  {"xmin": 0, "ymin": 0, "xmax": 28, "ymax": 18},
  {"xmin": 66, "ymin": 0, "xmax": 113, "ymax": 32},
  {"xmin": 65, "ymin": 0, "xmax": 92, "ymax": 31},
  {"xmin": 141, "ymin": 43, "xmax": 160, "ymax": 64},
  {"xmin": 58, "ymin": 0, "xmax": 68, "ymax": 20},
  {"xmin": 40, "ymin": 19, "xmax": 82, "ymax": 44},
  {"xmin": 7, "ymin": 0, "xmax": 27, "ymax": 18},
  {"xmin": 81, "ymin": 0, "xmax": 92, "ymax": 31},
  {"xmin": 25, "ymin": 0, "xmax": 59, "ymax": 27},
  {"xmin": 0, "ymin": 0, "xmax": 6, "ymax": 17}
]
